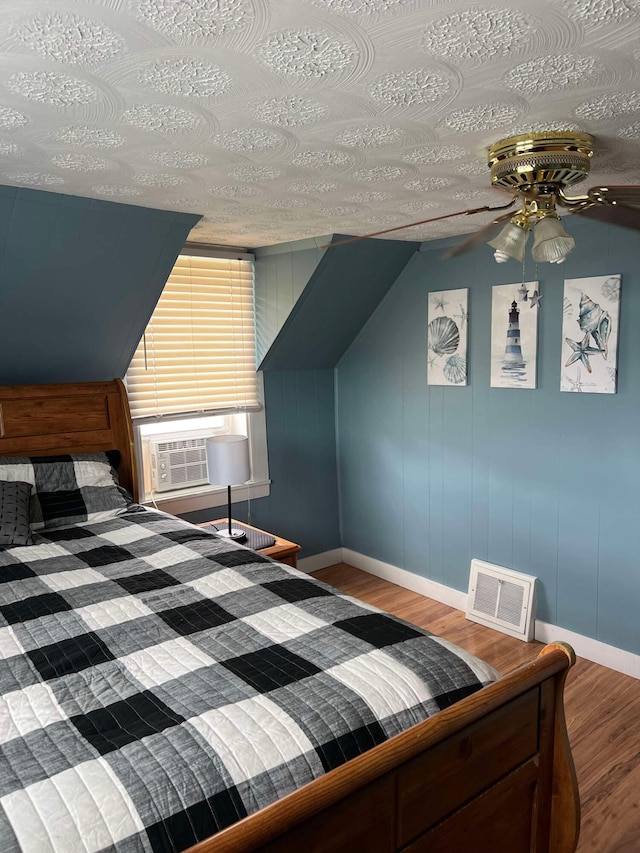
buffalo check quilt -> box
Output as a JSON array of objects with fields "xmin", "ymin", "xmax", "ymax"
[{"xmin": 0, "ymin": 509, "xmax": 498, "ymax": 853}]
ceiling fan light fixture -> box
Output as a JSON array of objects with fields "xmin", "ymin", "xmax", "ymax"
[
  {"xmin": 488, "ymin": 216, "xmax": 529, "ymax": 263},
  {"xmin": 441, "ymin": 130, "xmax": 640, "ymax": 264},
  {"xmin": 531, "ymin": 215, "xmax": 575, "ymax": 263}
]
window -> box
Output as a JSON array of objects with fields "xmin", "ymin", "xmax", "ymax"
[{"xmin": 125, "ymin": 249, "xmax": 269, "ymax": 511}]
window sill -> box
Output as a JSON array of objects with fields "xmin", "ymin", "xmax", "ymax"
[{"xmin": 142, "ymin": 479, "xmax": 270, "ymax": 516}]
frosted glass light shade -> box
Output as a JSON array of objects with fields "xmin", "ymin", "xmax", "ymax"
[
  {"xmin": 206, "ymin": 435, "xmax": 251, "ymax": 486},
  {"xmin": 488, "ymin": 221, "xmax": 528, "ymax": 262},
  {"xmin": 531, "ymin": 217, "xmax": 575, "ymax": 263}
]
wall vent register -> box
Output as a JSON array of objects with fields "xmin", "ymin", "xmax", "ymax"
[
  {"xmin": 466, "ymin": 559, "xmax": 537, "ymax": 642},
  {"xmin": 150, "ymin": 437, "xmax": 209, "ymax": 492}
]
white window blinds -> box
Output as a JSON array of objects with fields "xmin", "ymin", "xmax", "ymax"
[{"xmin": 126, "ymin": 254, "xmax": 260, "ymax": 419}]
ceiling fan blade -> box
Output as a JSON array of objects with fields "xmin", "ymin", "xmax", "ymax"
[
  {"xmin": 320, "ymin": 199, "xmax": 516, "ymax": 249},
  {"xmin": 573, "ymin": 201, "xmax": 640, "ymax": 231},
  {"xmin": 587, "ymin": 185, "xmax": 640, "ymax": 205},
  {"xmin": 442, "ymin": 211, "xmax": 516, "ymax": 259}
]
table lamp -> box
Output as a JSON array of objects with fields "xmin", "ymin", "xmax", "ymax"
[{"xmin": 205, "ymin": 435, "xmax": 251, "ymax": 540}]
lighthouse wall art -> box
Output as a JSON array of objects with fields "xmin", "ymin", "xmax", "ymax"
[
  {"xmin": 490, "ymin": 282, "xmax": 539, "ymax": 389},
  {"xmin": 560, "ymin": 275, "xmax": 621, "ymax": 394}
]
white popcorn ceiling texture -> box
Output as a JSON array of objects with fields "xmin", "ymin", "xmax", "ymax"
[{"xmin": 0, "ymin": 0, "xmax": 639, "ymax": 248}]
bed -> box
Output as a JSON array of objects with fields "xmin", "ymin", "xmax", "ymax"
[{"xmin": 0, "ymin": 380, "xmax": 580, "ymax": 853}]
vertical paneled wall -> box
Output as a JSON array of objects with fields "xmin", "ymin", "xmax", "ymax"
[
  {"xmin": 249, "ymin": 238, "xmax": 339, "ymax": 555},
  {"xmin": 248, "ymin": 235, "xmax": 416, "ymax": 556},
  {"xmin": 184, "ymin": 369, "xmax": 341, "ymax": 558},
  {"xmin": 249, "ymin": 369, "xmax": 340, "ymax": 555},
  {"xmin": 337, "ymin": 217, "xmax": 640, "ymax": 655}
]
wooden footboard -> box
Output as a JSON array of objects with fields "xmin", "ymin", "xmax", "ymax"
[{"xmin": 188, "ymin": 643, "xmax": 579, "ymax": 853}]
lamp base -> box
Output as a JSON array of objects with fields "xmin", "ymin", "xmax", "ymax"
[{"xmin": 215, "ymin": 527, "xmax": 247, "ymax": 541}]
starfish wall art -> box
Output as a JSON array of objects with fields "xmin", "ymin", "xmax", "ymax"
[{"xmin": 561, "ymin": 275, "xmax": 621, "ymax": 394}]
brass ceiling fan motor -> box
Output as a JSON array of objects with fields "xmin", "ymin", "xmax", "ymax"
[{"xmin": 487, "ymin": 131, "xmax": 595, "ymax": 196}]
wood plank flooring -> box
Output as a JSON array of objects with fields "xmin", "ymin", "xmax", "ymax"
[{"xmin": 313, "ymin": 563, "xmax": 640, "ymax": 853}]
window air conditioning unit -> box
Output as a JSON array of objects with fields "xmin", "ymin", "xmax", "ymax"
[
  {"xmin": 150, "ymin": 436, "xmax": 210, "ymax": 492},
  {"xmin": 466, "ymin": 559, "xmax": 537, "ymax": 641}
]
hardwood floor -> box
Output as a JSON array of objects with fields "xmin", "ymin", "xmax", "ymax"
[{"xmin": 313, "ymin": 563, "xmax": 640, "ymax": 853}]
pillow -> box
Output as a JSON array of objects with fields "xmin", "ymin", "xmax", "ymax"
[
  {"xmin": 0, "ymin": 452, "xmax": 132, "ymax": 530},
  {"xmin": 0, "ymin": 480, "xmax": 34, "ymax": 546}
]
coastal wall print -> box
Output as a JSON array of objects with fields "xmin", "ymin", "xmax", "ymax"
[
  {"xmin": 427, "ymin": 288, "xmax": 468, "ymax": 386},
  {"xmin": 561, "ymin": 275, "xmax": 621, "ymax": 393},
  {"xmin": 490, "ymin": 282, "xmax": 539, "ymax": 389}
]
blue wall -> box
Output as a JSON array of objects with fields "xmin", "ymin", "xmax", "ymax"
[
  {"xmin": 337, "ymin": 217, "xmax": 640, "ymax": 655},
  {"xmin": 185, "ymin": 369, "xmax": 341, "ymax": 557},
  {"xmin": 236, "ymin": 233, "xmax": 416, "ymax": 556},
  {"xmin": 250, "ymin": 369, "xmax": 340, "ymax": 553},
  {"xmin": 0, "ymin": 186, "xmax": 199, "ymax": 384}
]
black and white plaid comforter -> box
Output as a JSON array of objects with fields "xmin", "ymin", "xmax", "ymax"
[{"xmin": 0, "ymin": 509, "xmax": 498, "ymax": 852}]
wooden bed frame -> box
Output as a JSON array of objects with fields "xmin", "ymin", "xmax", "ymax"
[
  {"xmin": 0, "ymin": 380, "xmax": 580, "ymax": 853},
  {"xmin": 0, "ymin": 378, "xmax": 138, "ymax": 500}
]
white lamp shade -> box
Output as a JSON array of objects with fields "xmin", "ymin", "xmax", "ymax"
[{"xmin": 206, "ymin": 435, "xmax": 251, "ymax": 486}]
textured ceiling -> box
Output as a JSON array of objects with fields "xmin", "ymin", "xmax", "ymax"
[{"xmin": 1, "ymin": 0, "xmax": 640, "ymax": 249}]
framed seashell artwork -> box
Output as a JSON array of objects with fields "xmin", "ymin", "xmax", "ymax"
[
  {"xmin": 490, "ymin": 282, "xmax": 539, "ymax": 389},
  {"xmin": 427, "ymin": 288, "xmax": 468, "ymax": 386},
  {"xmin": 561, "ymin": 275, "xmax": 621, "ymax": 394}
]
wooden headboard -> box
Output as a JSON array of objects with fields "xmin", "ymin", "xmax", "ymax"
[{"xmin": 0, "ymin": 379, "xmax": 139, "ymax": 502}]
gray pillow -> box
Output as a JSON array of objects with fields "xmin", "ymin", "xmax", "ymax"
[
  {"xmin": 0, "ymin": 480, "xmax": 34, "ymax": 546},
  {"xmin": 0, "ymin": 453, "xmax": 131, "ymax": 530}
]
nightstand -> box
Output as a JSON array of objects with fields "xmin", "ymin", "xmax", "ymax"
[{"xmin": 199, "ymin": 518, "xmax": 301, "ymax": 568}]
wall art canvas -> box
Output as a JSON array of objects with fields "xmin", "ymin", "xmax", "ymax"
[
  {"xmin": 561, "ymin": 275, "xmax": 621, "ymax": 394},
  {"xmin": 490, "ymin": 282, "xmax": 539, "ymax": 389},
  {"xmin": 427, "ymin": 288, "xmax": 468, "ymax": 386}
]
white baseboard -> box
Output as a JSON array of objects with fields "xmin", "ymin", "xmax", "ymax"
[
  {"xmin": 297, "ymin": 549, "xmax": 344, "ymax": 574},
  {"xmin": 534, "ymin": 620, "xmax": 640, "ymax": 679},
  {"xmin": 342, "ymin": 548, "xmax": 467, "ymax": 610},
  {"xmin": 342, "ymin": 548, "xmax": 640, "ymax": 680}
]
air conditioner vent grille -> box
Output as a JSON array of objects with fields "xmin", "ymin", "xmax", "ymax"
[
  {"xmin": 466, "ymin": 560, "xmax": 536, "ymax": 642},
  {"xmin": 167, "ymin": 448, "xmax": 206, "ymax": 466},
  {"xmin": 150, "ymin": 435, "xmax": 211, "ymax": 492},
  {"xmin": 157, "ymin": 437, "xmax": 206, "ymax": 452}
]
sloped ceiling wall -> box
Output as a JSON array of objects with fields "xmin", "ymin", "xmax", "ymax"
[
  {"xmin": 254, "ymin": 237, "xmax": 329, "ymax": 365},
  {"xmin": 258, "ymin": 235, "xmax": 419, "ymax": 371},
  {"xmin": 0, "ymin": 185, "xmax": 199, "ymax": 385}
]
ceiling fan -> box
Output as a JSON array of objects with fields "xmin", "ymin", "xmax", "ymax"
[{"xmin": 328, "ymin": 131, "xmax": 640, "ymax": 264}]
